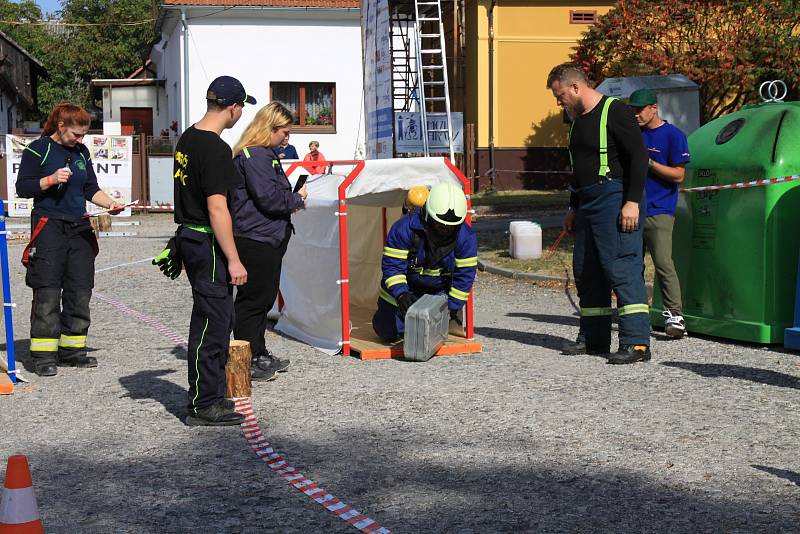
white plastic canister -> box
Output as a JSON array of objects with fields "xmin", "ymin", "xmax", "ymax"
[
  {"xmin": 511, "ymin": 222, "xmax": 542, "ymax": 259},
  {"xmin": 508, "ymin": 220, "xmax": 533, "ymax": 256}
]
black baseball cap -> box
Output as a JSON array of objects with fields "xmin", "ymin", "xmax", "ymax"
[{"xmin": 206, "ymin": 76, "xmax": 256, "ymax": 106}]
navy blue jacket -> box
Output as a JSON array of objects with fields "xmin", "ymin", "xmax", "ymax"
[
  {"xmin": 230, "ymin": 146, "xmax": 304, "ymax": 246},
  {"xmin": 274, "ymin": 144, "xmax": 299, "ymax": 160},
  {"xmin": 380, "ymin": 210, "xmax": 478, "ymax": 312},
  {"xmin": 15, "ymin": 137, "xmax": 101, "ymax": 220}
]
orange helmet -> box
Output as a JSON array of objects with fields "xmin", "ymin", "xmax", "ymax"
[{"xmin": 406, "ymin": 185, "xmax": 430, "ymax": 208}]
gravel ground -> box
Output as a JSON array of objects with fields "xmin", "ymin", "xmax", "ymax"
[{"xmin": 1, "ymin": 214, "xmax": 799, "ymax": 533}]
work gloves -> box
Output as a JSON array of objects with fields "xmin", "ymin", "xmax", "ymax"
[
  {"xmin": 152, "ymin": 237, "xmax": 182, "ymax": 280},
  {"xmin": 396, "ymin": 292, "xmax": 419, "ymax": 318}
]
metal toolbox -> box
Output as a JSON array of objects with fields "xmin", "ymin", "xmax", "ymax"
[{"xmin": 403, "ymin": 294, "xmax": 449, "ymax": 362}]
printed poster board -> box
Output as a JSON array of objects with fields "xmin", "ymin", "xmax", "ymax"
[
  {"xmin": 5, "ymin": 134, "xmax": 133, "ymax": 217},
  {"xmin": 395, "ymin": 112, "xmax": 464, "ymax": 154}
]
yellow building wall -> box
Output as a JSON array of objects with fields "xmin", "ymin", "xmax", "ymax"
[{"xmin": 467, "ymin": 1, "xmax": 614, "ymax": 148}]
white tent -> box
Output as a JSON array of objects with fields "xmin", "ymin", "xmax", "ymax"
[{"xmin": 275, "ymin": 157, "xmax": 473, "ymax": 355}]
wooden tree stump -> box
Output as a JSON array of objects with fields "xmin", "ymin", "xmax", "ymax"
[
  {"xmin": 96, "ymin": 214, "xmax": 112, "ymax": 232},
  {"xmin": 225, "ymin": 340, "xmax": 252, "ymax": 399}
]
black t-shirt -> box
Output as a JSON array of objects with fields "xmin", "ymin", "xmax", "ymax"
[
  {"xmin": 569, "ymin": 96, "xmax": 648, "ymax": 206},
  {"xmin": 173, "ymin": 126, "xmax": 241, "ymax": 225}
]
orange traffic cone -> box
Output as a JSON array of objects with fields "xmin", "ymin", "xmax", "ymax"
[
  {"xmin": 0, "ymin": 455, "xmax": 43, "ymax": 533},
  {"xmin": 0, "ymin": 374, "xmax": 12, "ymax": 395}
]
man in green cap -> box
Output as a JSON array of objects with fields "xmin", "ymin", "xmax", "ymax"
[{"xmin": 629, "ymin": 88, "xmax": 691, "ymax": 338}]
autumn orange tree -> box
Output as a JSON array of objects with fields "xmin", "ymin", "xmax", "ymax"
[{"xmin": 572, "ymin": 0, "xmax": 800, "ymax": 122}]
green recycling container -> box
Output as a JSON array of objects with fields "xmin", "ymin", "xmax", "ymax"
[{"xmin": 650, "ymin": 100, "xmax": 800, "ymax": 343}]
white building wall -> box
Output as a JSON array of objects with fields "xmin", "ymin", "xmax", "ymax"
[
  {"xmin": 100, "ymin": 85, "xmax": 169, "ymax": 136},
  {"xmin": 153, "ymin": 23, "xmax": 184, "ymax": 136},
  {"xmin": 171, "ymin": 10, "xmax": 363, "ymax": 160}
]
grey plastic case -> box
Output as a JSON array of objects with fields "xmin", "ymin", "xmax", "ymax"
[{"xmin": 403, "ymin": 294, "xmax": 449, "ymax": 362}]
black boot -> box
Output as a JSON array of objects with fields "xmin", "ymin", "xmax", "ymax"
[
  {"xmin": 34, "ymin": 360, "xmax": 58, "ymax": 377},
  {"xmin": 561, "ymin": 339, "xmax": 609, "ymax": 355},
  {"xmin": 607, "ymin": 345, "xmax": 652, "ymax": 364},
  {"xmin": 58, "ymin": 353, "xmax": 97, "ymax": 368},
  {"xmin": 185, "ymin": 400, "xmax": 245, "ymax": 426}
]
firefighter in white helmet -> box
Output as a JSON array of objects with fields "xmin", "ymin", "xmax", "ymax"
[{"xmin": 372, "ymin": 182, "xmax": 478, "ymax": 341}]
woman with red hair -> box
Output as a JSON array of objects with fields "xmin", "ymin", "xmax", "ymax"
[{"xmin": 15, "ymin": 102, "xmax": 124, "ymax": 377}]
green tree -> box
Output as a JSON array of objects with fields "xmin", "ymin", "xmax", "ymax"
[
  {"xmin": 572, "ymin": 0, "xmax": 800, "ymax": 123},
  {"xmin": 0, "ymin": 0, "xmax": 155, "ymax": 117},
  {"xmin": 0, "ymin": 0, "xmax": 49, "ymax": 48},
  {"xmin": 47, "ymin": 0, "xmax": 156, "ymax": 113}
]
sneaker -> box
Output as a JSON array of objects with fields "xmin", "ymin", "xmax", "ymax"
[
  {"xmin": 57, "ymin": 353, "xmax": 97, "ymax": 368},
  {"xmin": 607, "ymin": 345, "xmax": 652, "ymax": 365},
  {"xmin": 185, "ymin": 400, "xmax": 245, "ymax": 427},
  {"xmin": 561, "ymin": 339, "xmax": 610, "ymax": 356},
  {"xmin": 264, "ymin": 351, "xmax": 290, "ymax": 373},
  {"xmin": 34, "ymin": 361, "xmax": 58, "ymax": 377},
  {"xmin": 251, "ymin": 358, "xmax": 278, "ymax": 382},
  {"xmin": 253, "ymin": 352, "xmax": 289, "ymax": 373},
  {"xmin": 663, "ymin": 311, "xmax": 686, "ymax": 339},
  {"xmin": 221, "ymin": 398, "xmax": 235, "ymax": 411}
]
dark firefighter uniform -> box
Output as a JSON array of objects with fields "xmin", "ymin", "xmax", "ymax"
[
  {"xmin": 569, "ymin": 95, "xmax": 651, "ymax": 358},
  {"xmin": 372, "ymin": 208, "xmax": 478, "ymax": 340},
  {"xmin": 16, "ymin": 137, "xmax": 101, "ymax": 375}
]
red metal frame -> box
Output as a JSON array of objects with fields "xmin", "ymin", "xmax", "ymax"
[
  {"xmin": 284, "ymin": 157, "xmax": 474, "ymax": 356},
  {"xmin": 443, "ymin": 157, "xmax": 475, "ymax": 341}
]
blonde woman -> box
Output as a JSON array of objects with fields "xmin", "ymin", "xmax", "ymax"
[{"xmin": 230, "ymin": 101, "xmax": 308, "ymax": 381}]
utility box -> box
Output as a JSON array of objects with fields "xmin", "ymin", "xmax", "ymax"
[
  {"xmin": 597, "ymin": 74, "xmax": 700, "ymax": 135},
  {"xmin": 650, "ymin": 100, "xmax": 800, "ymax": 343}
]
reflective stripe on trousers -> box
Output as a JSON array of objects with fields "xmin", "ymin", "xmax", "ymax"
[{"xmin": 573, "ymin": 179, "xmax": 650, "ymax": 347}]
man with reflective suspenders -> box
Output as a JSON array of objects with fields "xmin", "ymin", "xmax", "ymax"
[
  {"xmin": 547, "ymin": 63, "xmax": 652, "ymax": 364},
  {"xmin": 172, "ymin": 76, "xmax": 252, "ymax": 425}
]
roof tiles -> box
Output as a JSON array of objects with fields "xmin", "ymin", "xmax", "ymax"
[{"xmin": 163, "ymin": 0, "xmax": 359, "ymax": 7}]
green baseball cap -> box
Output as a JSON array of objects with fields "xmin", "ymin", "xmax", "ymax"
[{"xmin": 628, "ymin": 88, "xmax": 657, "ymax": 107}]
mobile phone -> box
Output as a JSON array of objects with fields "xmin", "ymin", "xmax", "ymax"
[{"xmin": 293, "ymin": 174, "xmax": 309, "ymax": 193}]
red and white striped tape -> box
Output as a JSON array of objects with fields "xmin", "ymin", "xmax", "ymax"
[
  {"xmin": 93, "ymin": 288, "xmax": 390, "ymax": 533},
  {"xmin": 681, "ymin": 174, "xmax": 800, "ymax": 193},
  {"xmin": 234, "ymin": 398, "xmax": 391, "ymax": 533}
]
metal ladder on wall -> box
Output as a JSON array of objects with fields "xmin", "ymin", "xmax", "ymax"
[
  {"xmin": 390, "ymin": 6, "xmax": 418, "ymax": 113},
  {"xmin": 413, "ymin": 0, "xmax": 454, "ymax": 161}
]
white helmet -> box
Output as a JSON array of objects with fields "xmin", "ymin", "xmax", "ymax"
[{"xmin": 425, "ymin": 182, "xmax": 467, "ymax": 226}]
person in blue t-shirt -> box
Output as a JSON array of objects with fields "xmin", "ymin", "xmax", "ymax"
[
  {"xmin": 629, "ymin": 89, "xmax": 690, "ymax": 338},
  {"xmin": 273, "ymin": 132, "xmax": 299, "ymax": 160}
]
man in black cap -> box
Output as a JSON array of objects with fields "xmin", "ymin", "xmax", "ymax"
[{"xmin": 172, "ymin": 75, "xmax": 255, "ymax": 426}]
